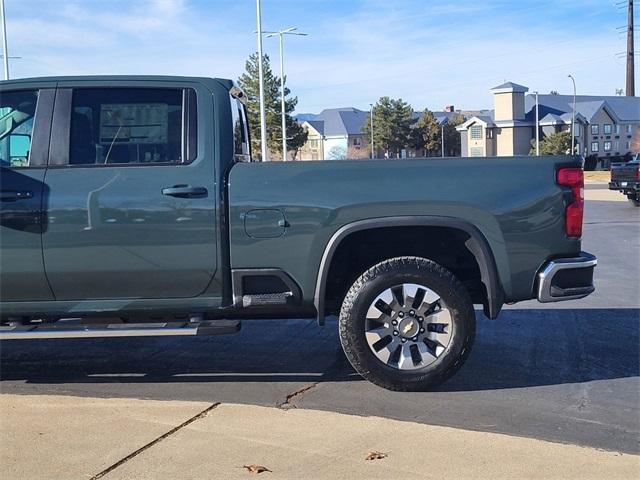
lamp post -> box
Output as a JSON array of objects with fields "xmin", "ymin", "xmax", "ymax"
[
  {"xmin": 255, "ymin": 0, "xmax": 268, "ymax": 161},
  {"xmin": 264, "ymin": 27, "xmax": 307, "ymax": 161},
  {"xmin": 441, "ymin": 123, "xmax": 445, "ymax": 157},
  {"xmin": 534, "ymin": 91, "xmax": 540, "ymax": 156},
  {"xmin": 1, "ymin": 0, "xmax": 9, "ymax": 80},
  {"xmin": 568, "ymin": 74, "xmax": 577, "ymax": 155},
  {"xmin": 370, "ymin": 103, "xmax": 375, "ymax": 159}
]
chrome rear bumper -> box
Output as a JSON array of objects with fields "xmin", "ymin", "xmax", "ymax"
[{"xmin": 537, "ymin": 252, "xmax": 597, "ymax": 303}]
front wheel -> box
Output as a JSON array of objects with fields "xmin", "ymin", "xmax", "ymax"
[{"xmin": 338, "ymin": 256, "xmax": 475, "ymax": 391}]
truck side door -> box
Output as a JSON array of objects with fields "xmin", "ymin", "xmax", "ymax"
[
  {"xmin": 41, "ymin": 82, "xmax": 217, "ymax": 300},
  {"xmin": 0, "ymin": 86, "xmax": 55, "ymax": 301}
]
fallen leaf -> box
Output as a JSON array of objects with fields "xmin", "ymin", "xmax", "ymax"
[
  {"xmin": 243, "ymin": 464, "xmax": 272, "ymax": 474},
  {"xmin": 365, "ymin": 451, "xmax": 388, "ymax": 461}
]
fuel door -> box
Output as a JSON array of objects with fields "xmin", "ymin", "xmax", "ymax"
[{"xmin": 244, "ymin": 209, "xmax": 287, "ymax": 238}]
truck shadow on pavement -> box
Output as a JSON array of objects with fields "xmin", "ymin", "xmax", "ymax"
[{"xmin": 0, "ymin": 308, "xmax": 638, "ymax": 391}]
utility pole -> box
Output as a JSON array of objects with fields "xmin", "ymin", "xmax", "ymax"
[
  {"xmin": 369, "ymin": 104, "xmax": 375, "ymax": 159},
  {"xmin": 255, "ymin": 0, "xmax": 268, "ymax": 161},
  {"xmin": 626, "ymin": 0, "xmax": 635, "ymax": 96},
  {"xmin": 535, "ymin": 91, "xmax": 540, "ymax": 156},
  {"xmin": 1, "ymin": 0, "xmax": 9, "ymax": 80},
  {"xmin": 264, "ymin": 27, "xmax": 307, "ymax": 161},
  {"xmin": 568, "ymin": 75, "xmax": 577, "ymax": 154}
]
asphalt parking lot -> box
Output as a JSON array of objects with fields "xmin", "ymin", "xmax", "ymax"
[{"xmin": 1, "ymin": 187, "xmax": 639, "ymax": 455}]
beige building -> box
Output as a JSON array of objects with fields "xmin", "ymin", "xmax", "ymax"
[{"xmin": 457, "ymin": 81, "xmax": 640, "ymax": 166}]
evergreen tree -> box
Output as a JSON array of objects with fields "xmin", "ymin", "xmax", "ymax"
[
  {"xmin": 530, "ymin": 130, "xmax": 571, "ymax": 155},
  {"xmin": 237, "ymin": 53, "xmax": 307, "ymax": 160},
  {"xmin": 442, "ymin": 113, "xmax": 465, "ymax": 157},
  {"xmin": 362, "ymin": 97, "xmax": 413, "ymax": 158},
  {"xmin": 414, "ymin": 109, "xmax": 441, "ymax": 155}
]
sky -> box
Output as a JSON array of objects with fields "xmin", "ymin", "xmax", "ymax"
[{"xmin": 2, "ymin": 0, "xmax": 637, "ymax": 113}]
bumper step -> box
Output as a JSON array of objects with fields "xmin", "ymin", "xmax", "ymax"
[{"xmin": 0, "ymin": 319, "xmax": 241, "ymax": 340}]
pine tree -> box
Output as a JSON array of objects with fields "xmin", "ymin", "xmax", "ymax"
[
  {"xmin": 237, "ymin": 53, "xmax": 307, "ymax": 160},
  {"xmin": 362, "ymin": 97, "xmax": 413, "ymax": 158},
  {"xmin": 530, "ymin": 130, "xmax": 571, "ymax": 155},
  {"xmin": 414, "ymin": 109, "xmax": 441, "ymax": 155}
]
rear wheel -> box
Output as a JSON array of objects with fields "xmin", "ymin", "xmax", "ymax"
[
  {"xmin": 627, "ymin": 195, "xmax": 640, "ymax": 207},
  {"xmin": 338, "ymin": 256, "xmax": 475, "ymax": 391}
]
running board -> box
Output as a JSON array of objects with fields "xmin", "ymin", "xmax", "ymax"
[{"xmin": 0, "ymin": 320, "xmax": 241, "ymax": 340}]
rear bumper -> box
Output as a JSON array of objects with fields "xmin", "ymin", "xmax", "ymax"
[
  {"xmin": 537, "ymin": 252, "xmax": 597, "ymax": 303},
  {"xmin": 609, "ymin": 181, "xmax": 640, "ymax": 192}
]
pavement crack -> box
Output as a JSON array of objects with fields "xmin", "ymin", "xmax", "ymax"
[
  {"xmin": 89, "ymin": 402, "xmax": 220, "ymax": 479},
  {"xmin": 278, "ymin": 383, "xmax": 318, "ymax": 409}
]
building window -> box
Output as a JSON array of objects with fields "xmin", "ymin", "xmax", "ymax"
[
  {"xmin": 626, "ymin": 141, "xmax": 631, "ymax": 150},
  {"xmin": 591, "ymin": 124, "xmax": 599, "ymax": 135},
  {"xmin": 614, "ymin": 124, "xmax": 620, "ymax": 135},
  {"xmin": 470, "ymin": 125, "xmax": 483, "ymax": 140},
  {"xmin": 604, "ymin": 141, "xmax": 611, "ymax": 152},
  {"xmin": 626, "ymin": 124, "xmax": 632, "ymax": 134},
  {"xmin": 470, "ymin": 146, "xmax": 483, "ymax": 157},
  {"xmin": 485, "ymin": 129, "xmax": 493, "ymax": 139},
  {"xmin": 574, "ymin": 124, "xmax": 580, "ymax": 137},
  {"xmin": 308, "ymin": 139, "xmax": 319, "ymax": 149},
  {"xmin": 603, "ymin": 124, "xmax": 612, "ymax": 135},
  {"xmin": 353, "ymin": 137, "xmax": 362, "ymax": 147},
  {"xmin": 591, "ymin": 142, "xmax": 599, "ymax": 153},
  {"xmin": 614, "ymin": 141, "xmax": 619, "ymax": 151}
]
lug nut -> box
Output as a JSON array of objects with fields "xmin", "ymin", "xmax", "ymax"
[
  {"xmin": 409, "ymin": 310, "xmax": 415, "ymax": 316},
  {"xmin": 393, "ymin": 330, "xmax": 399, "ymax": 336},
  {"xmin": 420, "ymin": 328, "xmax": 425, "ymax": 333},
  {"xmin": 392, "ymin": 320, "xmax": 398, "ymax": 326},
  {"xmin": 398, "ymin": 312, "xmax": 404, "ymax": 318},
  {"xmin": 401, "ymin": 338, "xmax": 407, "ymax": 343},
  {"xmin": 412, "ymin": 337, "xmax": 418, "ymax": 342},
  {"xmin": 418, "ymin": 317, "xmax": 423, "ymax": 322}
]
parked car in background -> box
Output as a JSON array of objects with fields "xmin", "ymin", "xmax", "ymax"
[{"xmin": 610, "ymin": 154, "xmax": 640, "ymax": 206}]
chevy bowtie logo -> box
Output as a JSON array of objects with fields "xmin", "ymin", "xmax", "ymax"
[{"xmin": 402, "ymin": 321, "xmax": 414, "ymax": 335}]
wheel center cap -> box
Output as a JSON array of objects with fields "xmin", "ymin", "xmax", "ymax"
[{"xmin": 398, "ymin": 317, "xmax": 419, "ymax": 338}]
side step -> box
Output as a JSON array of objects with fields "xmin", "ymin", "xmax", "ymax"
[
  {"xmin": 0, "ymin": 320, "xmax": 241, "ymax": 340},
  {"xmin": 242, "ymin": 292, "xmax": 292, "ymax": 307}
]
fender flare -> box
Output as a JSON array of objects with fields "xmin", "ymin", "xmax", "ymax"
[{"xmin": 313, "ymin": 216, "xmax": 504, "ymax": 324}]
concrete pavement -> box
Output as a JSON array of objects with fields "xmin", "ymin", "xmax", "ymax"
[{"xmin": 1, "ymin": 394, "xmax": 638, "ymax": 480}]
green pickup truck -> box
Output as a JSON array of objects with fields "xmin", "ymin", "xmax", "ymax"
[{"xmin": 0, "ymin": 76, "xmax": 597, "ymax": 390}]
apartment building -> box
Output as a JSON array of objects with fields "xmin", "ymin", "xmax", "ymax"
[{"xmin": 457, "ymin": 82, "xmax": 640, "ymax": 165}]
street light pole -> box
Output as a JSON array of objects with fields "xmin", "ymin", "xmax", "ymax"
[
  {"xmin": 535, "ymin": 91, "xmax": 540, "ymax": 156},
  {"xmin": 264, "ymin": 27, "xmax": 307, "ymax": 162},
  {"xmin": 255, "ymin": 0, "xmax": 268, "ymax": 161},
  {"xmin": 568, "ymin": 74, "xmax": 577, "ymax": 155},
  {"xmin": 441, "ymin": 123, "xmax": 445, "ymax": 157},
  {"xmin": 370, "ymin": 104, "xmax": 375, "ymax": 159},
  {"xmin": 278, "ymin": 33, "xmax": 286, "ymax": 160},
  {"xmin": 1, "ymin": 0, "xmax": 10, "ymax": 80}
]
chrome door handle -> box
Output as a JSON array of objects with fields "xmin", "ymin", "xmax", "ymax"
[{"xmin": 161, "ymin": 186, "xmax": 208, "ymax": 198}]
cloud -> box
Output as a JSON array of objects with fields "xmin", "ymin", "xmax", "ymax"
[{"xmin": 2, "ymin": 0, "xmax": 632, "ymax": 112}]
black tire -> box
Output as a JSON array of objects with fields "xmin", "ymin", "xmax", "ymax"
[
  {"xmin": 338, "ymin": 256, "xmax": 475, "ymax": 391},
  {"xmin": 627, "ymin": 196, "xmax": 640, "ymax": 207}
]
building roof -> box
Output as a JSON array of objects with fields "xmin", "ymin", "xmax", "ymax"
[
  {"xmin": 302, "ymin": 107, "xmax": 369, "ymax": 137},
  {"xmin": 457, "ymin": 114, "xmax": 495, "ymax": 130},
  {"xmin": 491, "ymin": 81, "xmax": 529, "ymax": 93},
  {"xmin": 524, "ymin": 94, "xmax": 640, "ymax": 123}
]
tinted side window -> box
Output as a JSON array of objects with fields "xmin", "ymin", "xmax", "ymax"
[
  {"xmin": 0, "ymin": 90, "xmax": 38, "ymax": 168},
  {"xmin": 69, "ymin": 88, "xmax": 196, "ymax": 166}
]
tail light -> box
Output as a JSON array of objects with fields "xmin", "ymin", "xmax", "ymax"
[{"xmin": 557, "ymin": 167, "xmax": 584, "ymax": 237}]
